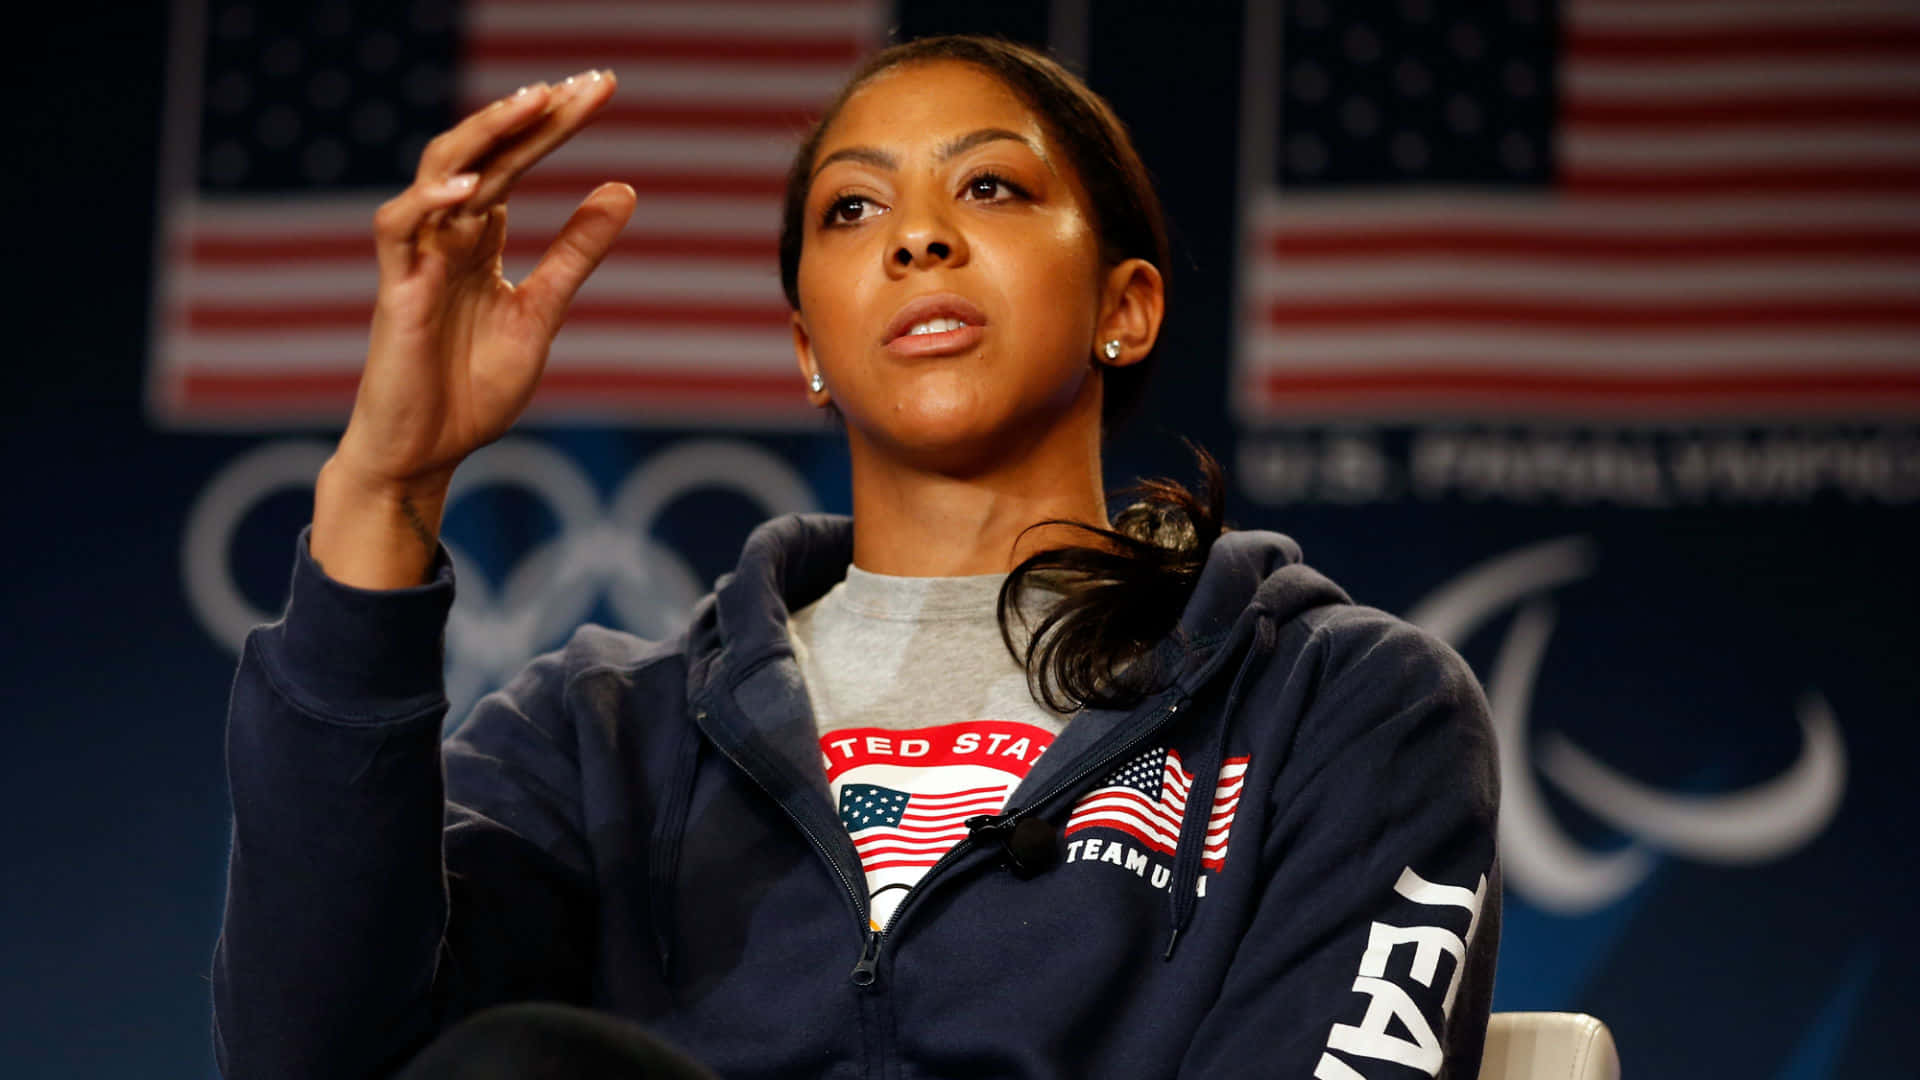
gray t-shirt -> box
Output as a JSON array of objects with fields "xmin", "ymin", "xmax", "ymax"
[{"xmin": 788, "ymin": 566, "xmax": 1071, "ymax": 927}]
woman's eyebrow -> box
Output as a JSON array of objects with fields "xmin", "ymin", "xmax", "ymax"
[
  {"xmin": 812, "ymin": 145, "xmax": 897, "ymax": 179},
  {"xmin": 936, "ymin": 127, "xmax": 1045, "ymax": 165},
  {"xmin": 811, "ymin": 128, "xmax": 1047, "ymax": 181}
]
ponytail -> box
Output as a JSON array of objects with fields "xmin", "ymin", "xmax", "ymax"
[{"xmin": 998, "ymin": 445, "xmax": 1228, "ymax": 713}]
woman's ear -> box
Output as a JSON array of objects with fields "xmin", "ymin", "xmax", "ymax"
[
  {"xmin": 1093, "ymin": 258, "xmax": 1165, "ymax": 368},
  {"xmin": 791, "ymin": 309, "xmax": 831, "ymax": 405}
]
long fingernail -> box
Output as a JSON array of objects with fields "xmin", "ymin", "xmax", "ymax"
[
  {"xmin": 439, "ymin": 172, "xmax": 479, "ymax": 194},
  {"xmin": 557, "ymin": 69, "xmax": 602, "ymax": 96}
]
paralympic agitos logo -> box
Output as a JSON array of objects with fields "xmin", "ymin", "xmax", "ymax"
[{"xmin": 1407, "ymin": 537, "xmax": 1846, "ymax": 915}]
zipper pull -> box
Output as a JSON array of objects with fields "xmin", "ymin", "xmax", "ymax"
[
  {"xmin": 849, "ymin": 929, "xmax": 882, "ymax": 988},
  {"xmin": 965, "ymin": 812, "xmax": 1012, "ymax": 840},
  {"xmin": 967, "ymin": 812, "xmax": 1061, "ymax": 879}
]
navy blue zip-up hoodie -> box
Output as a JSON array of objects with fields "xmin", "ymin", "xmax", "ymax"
[{"xmin": 214, "ymin": 513, "xmax": 1499, "ymax": 1079}]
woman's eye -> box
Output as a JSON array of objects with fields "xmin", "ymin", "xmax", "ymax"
[
  {"xmin": 964, "ymin": 173, "xmax": 1026, "ymax": 202},
  {"xmin": 824, "ymin": 195, "xmax": 882, "ymax": 226}
]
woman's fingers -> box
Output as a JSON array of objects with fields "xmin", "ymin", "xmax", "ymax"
[
  {"xmin": 518, "ymin": 182, "xmax": 638, "ymax": 339},
  {"xmin": 372, "ymin": 81, "xmax": 552, "ymax": 281},
  {"xmin": 457, "ymin": 70, "xmax": 617, "ymax": 213},
  {"xmin": 414, "ymin": 81, "xmax": 554, "ymax": 189},
  {"xmin": 371, "ymin": 172, "xmax": 481, "ymax": 281},
  {"xmin": 372, "ymin": 73, "xmax": 611, "ymax": 282}
]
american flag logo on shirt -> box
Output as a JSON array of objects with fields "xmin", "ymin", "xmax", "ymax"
[
  {"xmin": 1065, "ymin": 747, "xmax": 1250, "ymax": 872},
  {"xmin": 150, "ymin": 0, "xmax": 885, "ymax": 428},
  {"xmin": 838, "ymin": 782, "xmax": 1013, "ymax": 875},
  {"xmin": 1234, "ymin": 0, "xmax": 1920, "ymax": 422}
]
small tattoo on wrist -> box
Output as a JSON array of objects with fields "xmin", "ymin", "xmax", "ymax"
[{"xmin": 400, "ymin": 495, "xmax": 435, "ymax": 553}]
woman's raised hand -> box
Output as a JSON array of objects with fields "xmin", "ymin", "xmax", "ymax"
[{"xmin": 312, "ymin": 70, "xmax": 637, "ymax": 589}]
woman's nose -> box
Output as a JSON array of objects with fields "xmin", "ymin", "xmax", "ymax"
[
  {"xmin": 887, "ymin": 203, "xmax": 966, "ymax": 271},
  {"xmin": 893, "ymin": 239, "xmax": 951, "ymax": 266}
]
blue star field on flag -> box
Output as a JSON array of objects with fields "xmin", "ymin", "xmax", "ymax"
[
  {"xmin": 1277, "ymin": 0, "xmax": 1557, "ymax": 189},
  {"xmin": 839, "ymin": 784, "xmax": 911, "ymax": 832},
  {"xmin": 197, "ymin": 0, "xmax": 459, "ymax": 193},
  {"xmin": 1105, "ymin": 747, "xmax": 1170, "ymax": 800}
]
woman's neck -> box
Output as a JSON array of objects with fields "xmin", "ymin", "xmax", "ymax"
[{"xmin": 845, "ymin": 416, "xmax": 1111, "ymax": 577}]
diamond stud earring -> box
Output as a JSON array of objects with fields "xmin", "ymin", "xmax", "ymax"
[
  {"xmin": 1102, "ymin": 340, "xmax": 1122, "ymax": 361},
  {"xmin": 808, "ymin": 372, "xmax": 825, "ymax": 393}
]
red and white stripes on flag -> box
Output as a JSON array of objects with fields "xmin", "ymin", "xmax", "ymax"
[
  {"xmin": 1236, "ymin": 0, "xmax": 1920, "ymax": 422},
  {"xmin": 152, "ymin": 0, "xmax": 885, "ymax": 429},
  {"xmin": 853, "ymin": 784, "xmax": 1014, "ymax": 875},
  {"xmin": 1066, "ymin": 750, "xmax": 1249, "ymax": 872}
]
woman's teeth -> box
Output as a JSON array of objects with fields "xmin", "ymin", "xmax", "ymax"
[{"xmin": 906, "ymin": 317, "xmax": 968, "ymax": 336}]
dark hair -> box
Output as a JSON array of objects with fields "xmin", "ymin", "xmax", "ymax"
[
  {"xmin": 779, "ymin": 35, "xmax": 1225, "ymax": 711},
  {"xmin": 1000, "ymin": 447, "xmax": 1228, "ymax": 712}
]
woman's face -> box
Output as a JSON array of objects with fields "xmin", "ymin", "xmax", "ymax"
[{"xmin": 792, "ymin": 61, "xmax": 1115, "ymax": 472}]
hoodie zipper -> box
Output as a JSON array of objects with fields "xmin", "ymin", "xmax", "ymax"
[
  {"xmin": 853, "ymin": 694, "xmax": 1192, "ymax": 983},
  {"xmin": 700, "ymin": 691, "xmax": 1191, "ymax": 992},
  {"xmin": 692, "ymin": 706, "xmax": 874, "ymax": 945}
]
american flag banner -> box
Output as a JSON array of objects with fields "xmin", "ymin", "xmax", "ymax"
[
  {"xmin": 150, "ymin": 0, "xmax": 886, "ymax": 429},
  {"xmin": 839, "ymin": 782, "xmax": 1013, "ymax": 874},
  {"xmin": 1235, "ymin": 0, "xmax": 1920, "ymax": 422},
  {"xmin": 1065, "ymin": 747, "xmax": 1250, "ymax": 872}
]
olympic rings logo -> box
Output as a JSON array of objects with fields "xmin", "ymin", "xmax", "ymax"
[{"xmin": 183, "ymin": 437, "xmax": 819, "ymax": 721}]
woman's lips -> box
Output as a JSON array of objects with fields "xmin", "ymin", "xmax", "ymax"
[
  {"xmin": 880, "ymin": 292, "xmax": 989, "ymax": 358},
  {"xmin": 885, "ymin": 322, "xmax": 987, "ymax": 358}
]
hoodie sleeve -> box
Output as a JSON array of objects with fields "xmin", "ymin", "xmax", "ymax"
[
  {"xmin": 1177, "ymin": 610, "xmax": 1500, "ymax": 1080},
  {"xmin": 212, "ymin": 531, "xmax": 594, "ymax": 1080}
]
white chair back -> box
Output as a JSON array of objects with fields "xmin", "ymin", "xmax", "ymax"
[{"xmin": 1477, "ymin": 1012, "xmax": 1620, "ymax": 1080}]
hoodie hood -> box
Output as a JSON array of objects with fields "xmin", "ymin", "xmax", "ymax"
[
  {"xmin": 685, "ymin": 514, "xmax": 1349, "ymax": 806},
  {"xmin": 1160, "ymin": 527, "xmax": 1351, "ymax": 692},
  {"xmin": 691, "ymin": 514, "xmax": 1348, "ymax": 702},
  {"xmin": 709, "ymin": 512, "xmax": 855, "ymax": 675}
]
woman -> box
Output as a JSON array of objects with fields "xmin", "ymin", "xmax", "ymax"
[{"xmin": 213, "ymin": 35, "xmax": 1499, "ymax": 1080}]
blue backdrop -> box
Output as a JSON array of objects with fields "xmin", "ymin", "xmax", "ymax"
[{"xmin": 5, "ymin": 1, "xmax": 1916, "ymax": 1076}]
